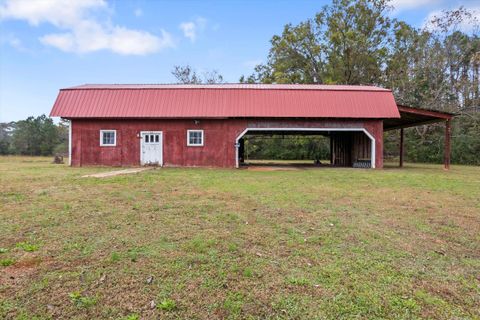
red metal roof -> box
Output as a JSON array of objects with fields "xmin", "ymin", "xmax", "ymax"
[
  {"xmin": 50, "ymin": 84, "xmax": 401, "ymax": 119},
  {"xmin": 384, "ymin": 105, "xmax": 454, "ymax": 131}
]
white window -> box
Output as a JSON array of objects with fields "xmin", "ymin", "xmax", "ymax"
[
  {"xmin": 144, "ymin": 133, "xmax": 160, "ymax": 144},
  {"xmin": 187, "ymin": 130, "xmax": 204, "ymax": 146},
  {"xmin": 100, "ymin": 130, "xmax": 116, "ymax": 146}
]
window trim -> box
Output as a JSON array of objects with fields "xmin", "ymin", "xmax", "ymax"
[
  {"xmin": 187, "ymin": 129, "xmax": 204, "ymax": 147},
  {"xmin": 100, "ymin": 130, "xmax": 117, "ymax": 146}
]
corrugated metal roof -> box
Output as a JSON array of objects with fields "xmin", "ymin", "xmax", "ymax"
[{"xmin": 50, "ymin": 84, "xmax": 401, "ymax": 119}]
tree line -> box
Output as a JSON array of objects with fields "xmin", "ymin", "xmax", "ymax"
[{"xmin": 0, "ymin": 115, "xmax": 68, "ymax": 156}]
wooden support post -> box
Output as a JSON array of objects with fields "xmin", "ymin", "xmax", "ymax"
[
  {"xmin": 330, "ymin": 134, "xmax": 334, "ymax": 165},
  {"xmin": 444, "ymin": 120, "xmax": 451, "ymax": 170},
  {"xmin": 399, "ymin": 128, "xmax": 404, "ymax": 167}
]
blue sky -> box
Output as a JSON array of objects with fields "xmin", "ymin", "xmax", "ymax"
[{"xmin": 0, "ymin": 0, "xmax": 478, "ymax": 122}]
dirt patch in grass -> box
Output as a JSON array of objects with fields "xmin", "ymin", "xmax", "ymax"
[
  {"xmin": 246, "ymin": 166, "xmax": 301, "ymax": 171},
  {"xmin": 81, "ymin": 167, "xmax": 153, "ymax": 178},
  {"xmin": 1, "ymin": 255, "xmax": 43, "ymax": 287}
]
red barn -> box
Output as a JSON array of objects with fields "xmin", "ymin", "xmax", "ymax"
[{"xmin": 49, "ymin": 84, "xmax": 453, "ymax": 169}]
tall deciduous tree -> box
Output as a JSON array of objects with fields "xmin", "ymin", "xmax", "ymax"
[
  {"xmin": 243, "ymin": 0, "xmax": 391, "ymax": 85},
  {"xmin": 324, "ymin": 0, "xmax": 391, "ymax": 84},
  {"xmin": 11, "ymin": 115, "xmax": 59, "ymax": 156},
  {"xmin": 0, "ymin": 122, "xmax": 15, "ymax": 155}
]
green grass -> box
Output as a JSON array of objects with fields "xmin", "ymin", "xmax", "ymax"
[
  {"xmin": 68, "ymin": 292, "xmax": 97, "ymax": 308},
  {"xmin": 0, "ymin": 156, "xmax": 479, "ymax": 319},
  {"xmin": 15, "ymin": 242, "xmax": 39, "ymax": 252},
  {"xmin": 157, "ymin": 298, "xmax": 177, "ymax": 311},
  {"xmin": 1, "ymin": 258, "xmax": 15, "ymax": 267}
]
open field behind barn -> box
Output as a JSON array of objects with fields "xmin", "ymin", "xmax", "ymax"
[{"xmin": 0, "ymin": 156, "xmax": 479, "ymax": 319}]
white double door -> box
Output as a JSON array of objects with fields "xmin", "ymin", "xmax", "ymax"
[{"xmin": 140, "ymin": 131, "xmax": 163, "ymax": 166}]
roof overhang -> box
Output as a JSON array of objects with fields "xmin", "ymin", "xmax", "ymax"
[{"xmin": 384, "ymin": 105, "xmax": 455, "ymax": 131}]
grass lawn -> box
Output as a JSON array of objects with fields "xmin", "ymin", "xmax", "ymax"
[{"xmin": 0, "ymin": 156, "xmax": 479, "ymax": 319}]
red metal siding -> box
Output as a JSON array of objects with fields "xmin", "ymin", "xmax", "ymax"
[
  {"xmin": 51, "ymin": 84, "xmax": 400, "ymax": 119},
  {"xmin": 365, "ymin": 120, "xmax": 383, "ymax": 169},
  {"xmin": 72, "ymin": 119, "xmax": 247, "ymax": 167},
  {"xmin": 71, "ymin": 119, "xmax": 384, "ymax": 168}
]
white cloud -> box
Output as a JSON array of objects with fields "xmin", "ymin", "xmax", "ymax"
[
  {"xmin": 39, "ymin": 19, "xmax": 174, "ymax": 55},
  {"xmin": 0, "ymin": 0, "xmax": 106, "ymax": 27},
  {"xmin": 179, "ymin": 17, "xmax": 207, "ymax": 42},
  {"xmin": 134, "ymin": 8, "xmax": 143, "ymax": 17},
  {"xmin": 40, "ymin": 33, "xmax": 75, "ymax": 52},
  {"xmin": 0, "ymin": 0, "xmax": 174, "ymax": 55},
  {"xmin": 180, "ymin": 22, "xmax": 196, "ymax": 41},
  {"xmin": 0, "ymin": 33, "xmax": 25, "ymax": 51},
  {"xmin": 8, "ymin": 36, "xmax": 23, "ymax": 50},
  {"xmin": 110, "ymin": 28, "xmax": 172, "ymax": 55},
  {"xmin": 390, "ymin": 0, "xmax": 441, "ymax": 11}
]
